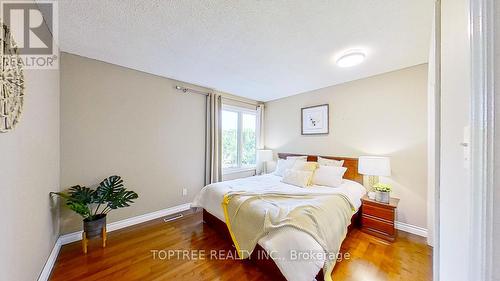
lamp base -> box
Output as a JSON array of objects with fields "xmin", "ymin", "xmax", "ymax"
[
  {"xmin": 259, "ymin": 161, "xmax": 268, "ymax": 175},
  {"xmin": 364, "ymin": 175, "xmax": 380, "ymax": 191}
]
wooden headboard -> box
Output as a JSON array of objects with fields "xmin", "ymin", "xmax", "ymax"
[{"xmin": 277, "ymin": 153, "xmax": 363, "ymax": 184}]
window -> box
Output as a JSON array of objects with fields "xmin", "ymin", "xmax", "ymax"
[{"xmin": 222, "ymin": 105, "xmax": 257, "ymax": 173}]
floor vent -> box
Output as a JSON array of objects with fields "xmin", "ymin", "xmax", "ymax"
[{"xmin": 163, "ymin": 213, "xmax": 183, "ymax": 223}]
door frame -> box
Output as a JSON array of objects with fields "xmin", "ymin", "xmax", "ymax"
[
  {"xmin": 429, "ymin": 2, "xmax": 441, "ymax": 281},
  {"xmin": 468, "ymin": 0, "xmax": 495, "ymax": 280}
]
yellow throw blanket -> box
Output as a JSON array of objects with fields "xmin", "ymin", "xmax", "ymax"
[{"xmin": 221, "ymin": 191, "xmax": 355, "ymax": 281}]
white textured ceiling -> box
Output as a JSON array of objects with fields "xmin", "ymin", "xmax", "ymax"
[{"xmin": 58, "ymin": 0, "xmax": 434, "ymax": 101}]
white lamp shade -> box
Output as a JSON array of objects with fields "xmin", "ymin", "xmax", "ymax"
[
  {"xmin": 358, "ymin": 156, "xmax": 391, "ymax": 176},
  {"xmin": 257, "ymin": 150, "xmax": 273, "ymax": 162}
]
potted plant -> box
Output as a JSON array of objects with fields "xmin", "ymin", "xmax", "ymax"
[
  {"xmin": 373, "ymin": 182, "xmax": 391, "ymax": 204},
  {"xmin": 51, "ymin": 175, "xmax": 138, "ymax": 239}
]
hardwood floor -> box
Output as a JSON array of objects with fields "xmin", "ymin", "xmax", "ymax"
[{"xmin": 50, "ymin": 210, "xmax": 432, "ymax": 281}]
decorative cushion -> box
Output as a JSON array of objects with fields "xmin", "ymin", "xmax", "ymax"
[
  {"xmin": 274, "ymin": 159, "xmax": 297, "ymax": 176},
  {"xmin": 291, "ymin": 161, "xmax": 319, "ymax": 185},
  {"xmin": 317, "ymin": 156, "xmax": 344, "ymax": 167},
  {"xmin": 291, "ymin": 161, "xmax": 319, "ymax": 172},
  {"xmin": 312, "ymin": 165, "xmax": 348, "ymax": 187},
  {"xmin": 281, "ymin": 169, "xmax": 314, "ymax": 188}
]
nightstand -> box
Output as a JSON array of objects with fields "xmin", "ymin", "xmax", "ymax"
[{"xmin": 360, "ymin": 195, "xmax": 400, "ymax": 242}]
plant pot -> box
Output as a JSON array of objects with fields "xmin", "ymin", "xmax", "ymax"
[
  {"xmin": 375, "ymin": 191, "xmax": 390, "ymax": 204},
  {"xmin": 83, "ymin": 214, "xmax": 106, "ymax": 238}
]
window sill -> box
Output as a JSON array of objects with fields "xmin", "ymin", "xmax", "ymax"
[{"xmin": 223, "ymin": 167, "xmax": 256, "ymax": 175}]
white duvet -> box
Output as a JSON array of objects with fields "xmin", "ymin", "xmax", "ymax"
[{"xmin": 192, "ymin": 174, "xmax": 366, "ymax": 281}]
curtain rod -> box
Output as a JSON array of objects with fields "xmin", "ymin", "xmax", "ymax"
[
  {"xmin": 175, "ymin": 85, "xmax": 262, "ymax": 107},
  {"xmin": 174, "ymin": 85, "xmax": 209, "ymax": 96},
  {"xmin": 221, "ymin": 96, "xmax": 262, "ymax": 107}
]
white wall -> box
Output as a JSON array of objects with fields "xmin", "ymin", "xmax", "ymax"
[
  {"xmin": 439, "ymin": 0, "xmax": 472, "ymax": 280},
  {"xmin": 265, "ymin": 64, "xmax": 428, "ymax": 229},
  {"xmin": 60, "ymin": 53, "xmax": 208, "ymax": 234},
  {"xmin": 0, "ymin": 69, "xmax": 60, "ymax": 279}
]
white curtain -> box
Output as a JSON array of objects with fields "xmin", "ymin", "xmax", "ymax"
[
  {"xmin": 256, "ymin": 104, "xmax": 265, "ymax": 149},
  {"xmin": 205, "ymin": 92, "xmax": 222, "ymax": 184},
  {"xmin": 256, "ymin": 104, "xmax": 265, "ymax": 174}
]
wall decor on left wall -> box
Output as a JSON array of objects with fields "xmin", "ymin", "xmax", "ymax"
[{"xmin": 0, "ymin": 24, "xmax": 25, "ymax": 133}]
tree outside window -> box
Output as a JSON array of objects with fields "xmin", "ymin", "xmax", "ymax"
[{"xmin": 222, "ymin": 106, "xmax": 256, "ymax": 172}]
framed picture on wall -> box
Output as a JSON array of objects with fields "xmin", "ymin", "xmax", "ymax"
[{"xmin": 301, "ymin": 104, "xmax": 329, "ymax": 135}]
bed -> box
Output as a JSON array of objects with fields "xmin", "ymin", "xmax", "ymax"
[{"xmin": 192, "ymin": 153, "xmax": 366, "ymax": 281}]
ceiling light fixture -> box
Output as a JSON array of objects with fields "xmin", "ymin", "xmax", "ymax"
[{"xmin": 336, "ymin": 51, "xmax": 366, "ymax": 67}]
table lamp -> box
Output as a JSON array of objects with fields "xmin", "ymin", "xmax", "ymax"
[
  {"xmin": 257, "ymin": 149, "xmax": 273, "ymax": 174},
  {"xmin": 358, "ymin": 156, "xmax": 391, "ymax": 190}
]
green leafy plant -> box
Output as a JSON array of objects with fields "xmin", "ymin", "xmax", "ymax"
[
  {"xmin": 51, "ymin": 175, "xmax": 138, "ymax": 221},
  {"xmin": 373, "ymin": 183, "xmax": 392, "ymax": 192}
]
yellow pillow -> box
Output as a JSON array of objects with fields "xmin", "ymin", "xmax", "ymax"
[
  {"xmin": 292, "ymin": 161, "xmax": 319, "ymax": 172},
  {"xmin": 291, "ymin": 161, "xmax": 318, "ymax": 185}
]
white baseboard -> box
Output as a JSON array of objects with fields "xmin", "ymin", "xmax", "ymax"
[
  {"xmin": 59, "ymin": 203, "xmax": 191, "ymax": 245},
  {"xmin": 37, "ymin": 239, "xmax": 62, "ymax": 281},
  {"xmin": 38, "ymin": 203, "xmax": 191, "ymax": 281},
  {"xmin": 395, "ymin": 221, "xmax": 428, "ymax": 237}
]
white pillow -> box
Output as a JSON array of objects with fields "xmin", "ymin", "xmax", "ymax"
[
  {"xmin": 281, "ymin": 169, "xmax": 313, "ymax": 188},
  {"xmin": 274, "ymin": 159, "xmax": 297, "ymax": 176},
  {"xmin": 317, "ymin": 156, "xmax": 344, "ymax": 167},
  {"xmin": 312, "ymin": 165, "xmax": 348, "ymax": 187},
  {"xmin": 286, "ymin": 156, "xmax": 307, "ymax": 161}
]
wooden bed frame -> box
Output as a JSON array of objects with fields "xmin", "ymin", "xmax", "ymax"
[
  {"xmin": 202, "ymin": 153, "xmax": 363, "ymax": 280},
  {"xmin": 276, "ymin": 153, "xmax": 363, "ymax": 185}
]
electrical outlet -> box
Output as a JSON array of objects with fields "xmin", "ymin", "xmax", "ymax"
[{"xmin": 182, "ymin": 188, "xmax": 188, "ymax": 196}]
